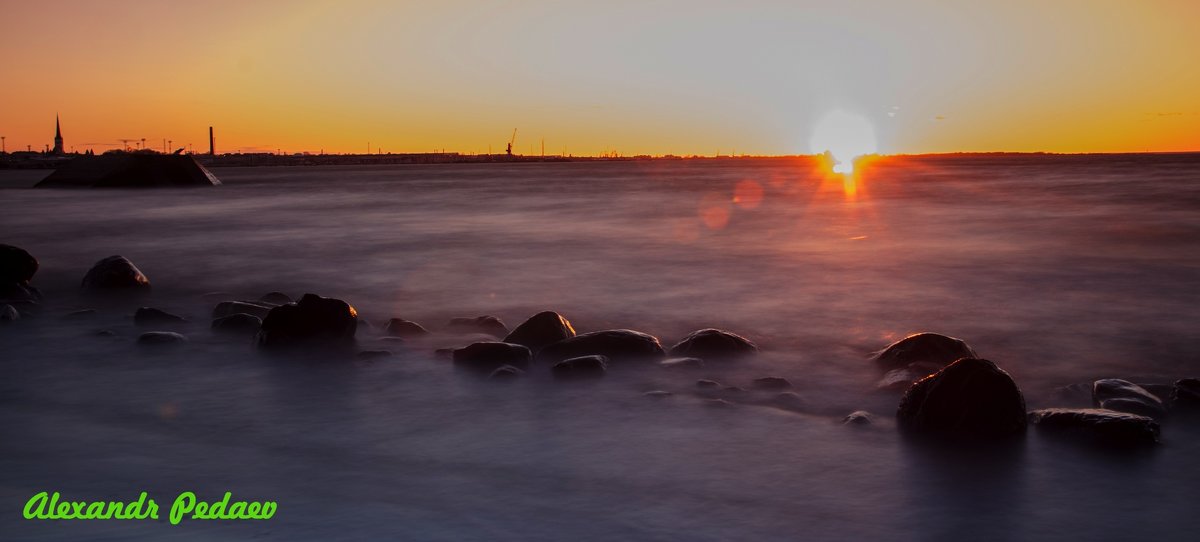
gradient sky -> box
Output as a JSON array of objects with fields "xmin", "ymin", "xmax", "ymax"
[{"xmin": 1, "ymin": 0, "xmax": 1197, "ymax": 155}]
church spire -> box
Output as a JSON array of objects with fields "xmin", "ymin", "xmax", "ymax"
[{"xmin": 52, "ymin": 114, "xmax": 64, "ymax": 154}]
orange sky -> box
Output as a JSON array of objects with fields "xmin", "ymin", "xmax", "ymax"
[{"xmin": 1, "ymin": 0, "xmax": 1197, "ymax": 155}]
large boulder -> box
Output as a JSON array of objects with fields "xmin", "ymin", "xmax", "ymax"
[
  {"xmin": 1028, "ymin": 408, "xmax": 1160, "ymax": 446},
  {"xmin": 551, "ymin": 355, "xmax": 608, "ymax": 379},
  {"xmin": 0, "ymin": 244, "xmax": 38, "ymax": 285},
  {"xmin": 256, "ymin": 293, "xmax": 358, "ymax": 349},
  {"xmin": 81, "ymin": 255, "xmax": 150, "ymax": 290},
  {"xmin": 668, "ymin": 329, "xmax": 758, "ymax": 360},
  {"xmin": 897, "ymin": 358, "xmax": 1027, "ymax": 438},
  {"xmin": 452, "ymin": 342, "xmax": 532, "ymax": 372},
  {"xmin": 446, "ymin": 316, "xmax": 508, "ymax": 338},
  {"xmin": 537, "ymin": 329, "xmax": 665, "ymax": 364},
  {"xmin": 1092, "ymin": 379, "xmax": 1167, "ymax": 420},
  {"xmin": 874, "ymin": 332, "xmax": 977, "ymax": 370},
  {"xmin": 502, "ymin": 311, "xmax": 575, "ymax": 351}
]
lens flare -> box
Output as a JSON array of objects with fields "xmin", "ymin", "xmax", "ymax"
[{"xmin": 810, "ymin": 110, "xmax": 878, "ymax": 174}]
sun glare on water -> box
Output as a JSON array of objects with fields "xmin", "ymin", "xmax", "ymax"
[{"xmin": 810, "ymin": 110, "xmax": 878, "ymax": 174}]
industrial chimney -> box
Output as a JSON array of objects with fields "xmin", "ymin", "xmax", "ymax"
[{"xmin": 208, "ymin": 126, "xmax": 215, "ymax": 156}]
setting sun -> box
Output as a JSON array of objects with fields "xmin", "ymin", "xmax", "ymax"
[{"xmin": 810, "ymin": 110, "xmax": 878, "ymax": 174}]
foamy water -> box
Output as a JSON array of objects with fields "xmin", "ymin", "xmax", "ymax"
[{"xmin": 2, "ymin": 156, "xmax": 1200, "ymax": 540}]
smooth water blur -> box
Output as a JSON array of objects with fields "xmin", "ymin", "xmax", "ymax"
[{"xmin": 2, "ymin": 156, "xmax": 1200, "ymax": 540}]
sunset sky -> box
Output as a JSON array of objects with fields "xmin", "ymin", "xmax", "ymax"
[{"xmin": 1, "ymin": 0, "xmax": 1197, "ymax": 156}]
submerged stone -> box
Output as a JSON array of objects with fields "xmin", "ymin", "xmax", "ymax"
[
  {"xmin": 81, "ymin": 255, "xmax": 150, "ymax": 290},
  {"xmin": 873, "ymin": 332, "xmax": 977, "ymax": 370},
  {"xmin": 502, "ymin": 311, "xmax": 575, "ymax": 351},
  {"xmin": 488, "ymin": 365, "xmax": 526, "ymax": 380},
  {"xmin": 212, "ymin": 301, "xmax": 273, "ymax": 319},
  {"xmin": 453, "ymin": 341, "xmax": 532, "ymax": 372},
  {"xmin": 383, "ymin": 318, "xmax": 430, "ymax": 338},
  {"xmin": 1029, "ymin": 408, "xmax": 1159, "ymax": 447},
  {"xmin": 137, "ymin": 331, "xmax": 187, "ymax": 345},
  {"xmin": 256, "ymin": 293, "xmax": 358, "ymax": 349},
  {"xmin": 668, "ymin": 328, "xmax": 758, "ymax": 360},
  {"xmin": 538, "ymin": 329, "xmax": 664, "ymax": 364},
  {"xmin": 1, "ymin": 304, "xmax": 19, "ymax": 322}
]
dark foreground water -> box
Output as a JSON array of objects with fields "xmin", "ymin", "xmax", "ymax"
[{"xmin": 2, "ymin": 156, "xmax": 1200, "ymax": 540}]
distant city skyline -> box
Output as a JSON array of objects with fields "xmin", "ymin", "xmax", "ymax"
[{"xmin": 1, "ymin": 0, "xmax": 1198, "ymax": 156}]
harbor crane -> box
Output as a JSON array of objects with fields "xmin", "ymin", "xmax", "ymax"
[{"xmin": 506, "ymin": 128, "xmax": 517, "ymax": 156}]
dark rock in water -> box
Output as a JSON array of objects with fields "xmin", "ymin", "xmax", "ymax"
[
  {"xmin": 65, "ymin": 309, "xmax": 97, "ymax": 319},
  {"xmin": 897, "ymin": 358, "xmax": 1026, "ymax": 438},
  {"xmin": 383, "ymin": 318, "xmax": 430, "ymax": 338},
  {"xmin": 1092, "ymin": 379, "xmax": 1167, "ymax": 420},
  {"xmin": 538, "ymin": 329, "xmax": 665, "ymax": 364},
  {"xmin": 1136, "ymin": 383, "xmax": 1174, "ymax": 403},
  {"xmin": 446, "ymin": 315, "xmax": 508, "ymax": 338},
  {"xmin": 873, "ymin": 332, "xmax": 977, "ymax": 370},
  {"xmin": 877, "ymin": 362, "xmax": 943, "ymax": 391},
  {"xmin": 453, "ymin": 342, "xmax": 532, "ymax": 372},
  {"xmin": 659, "ymin": 357, "xmax": 705, "ymax": 369},
  {"xmin": 696, "ymin": 379, "xmax": 722, "ymax": 389},
  {"xmin": 259, "ymin": 292, "xmax": 293, "ymax": 305},
  {"xmin": 1, "ymin": 304, "xmax": 19, "ymax": 322},
  {"xmin": 256, "ymin": 293, "xmax": 358, "ymax": 349},
  {"xmin": 668, "ymin": 328, "xmax": 758, "ymax": 360},
  {"xmin": 1171, "ymin": 378, "xmax": 1200, "ymax": 409},
  {"xmin": 1029, "ymin": 408, "xmax": 1159, "ymax": 446},
  {"xmin": 212, "ymin": 301, "xmax": 272, "ymax": 319},
  {"xmin": 0, "ymin": 282, "xmax": 41, "ymax": 302},
  {"xmin": 35, "ymin": 153, "xmax": 221, "ymax": 188},
  {"xmin": 356, "ymin": 350, "xmax": 392, "ymax": 360},
  {"xmin": 0, "ymin": 244, "xmax": 38, "ymax": 284},
  {"xmin": 211, "ymin": 313, "xmax": 262, "ymax": 335},
  {"xmin": 137, "ymin": 331, "xmax": 187, "ymax": 345},
  {"xmin": 644, "ymin": 390, "xmax": 673, "ymax": 399},
  {"xmin": 752, "ymin": 376, "xmax": 792, "ymax": 390},
  {"xmin": 81, "ymin": 255, "xmax": 150, "ymax": 290},
  {"xmin": 552, "ymin": 355, "xmax": 608, "ymax": 379},
  {"xmin": 503, "ymin": 311, "xmax": 576, "ymax": 351},
  {"xmin": 489, "ymin": 365, "xmax": 525, "ymax": 380},
  {"xmin": 843, "ymin": 411, "xmax": 875, "ymax": 425},
  {"xmin": 134, "ymin": 307, "xmax": 186, "ymax": 326}
]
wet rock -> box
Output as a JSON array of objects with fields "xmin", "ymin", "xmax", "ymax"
[
  {"xmin": 752, "ymin": 376, "xmax": 792, "ymax": 390},
  {"xmin": 873, "ymin": 332, "xmax": 977, "ymax": 370},
  {"xmin": 137, "ymin": 331, "xmax": 187, "ymax": 345},
  {"xmin": 1171, "ymin": 378, "xmax": 1200, "ymax": 409},
  {"xmin": 356, "ymin": 350, "xmax": 392, "ymax": 360},
  {"xmin": 696, "ymin": 379, "xmax": 722, "ymax": 389},
  {"xmin": 659, "ymin": 357, "xmax": 705, "ymax": 369},
  {"xmin": 0, "ymin": 244, "xmax": 38, "ymax": 285},
  {"xmin": 897, "ymin": 358, "xmax": 1027, "ymax": 438},
  {"xmin": 383, "ymin": 318, "xmax": 430, "ymax": 338},
  {"xmin": 668, "ymin": 328, "xmax": 758, "ymax": 360},
  {"xmin": 453, "ymin": 341, "xmax": 532, "ymax": 372},
  {"xmin": 211, "ymin": 313, "xmax": 262, "ymax": 335},
  {"xmin": 81, "ymin": 255, "xmax": 150, "ymax": 290},
  {"xmin": 488, "ymin": 365, "xmax": 525, "ymax": 380},
  {"xmin": 1092, "ymin": 379, "xmax": 1167, "ymax": 420},
  {"xmin": 134, "ymin": 307, "xmax": 186, "ymax": 326},
  {"xmin": 256, "ymin": 293, "xmax": 358, "ymax": 349},
  {"xmin": 213, "ymin": 301, "xmax": 273, "ymax": 319},
  {"xmin": 502, "ymin": 311, "xmax": 575, "ymax": 351},
  {"xmin": 258, "ymin": 292, "xmax": 293, "ymax": 305},
  {"xmin": 843, "ymin": 411, "xmax": 875, "ymax": 425},
  {"xmin": 1029, "ymin": 408, "xmax": 1159, "ymax": 446},
  {"xmin": 877, "ymin": 362, "xmax": 943, "ymax": 391},
  {"xmin": 538, "ymin": 329, "xmax": 665, "ymax": 364},
  {"xmin": 446, "ymin": 316, "xmax": 508, "ymax": 338},
  {"xmin": 551, "ymin": 355, "xmax": 608, "ymax": 379},
  {"xmin": 1, "ymin": 304, "xmax": 19, "ymax": 322},
  {"xmin": 644, "ymin": 390, "xmax": 673, "ymax": 399}
]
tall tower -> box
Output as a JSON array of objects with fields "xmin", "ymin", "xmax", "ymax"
[{"xmin": 52, "ymin": 115, "xmax": 64, "ymax": 155}]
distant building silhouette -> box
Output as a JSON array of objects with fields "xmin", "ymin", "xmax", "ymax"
[{"xmin": 52, "ymin": 115, "xmax": 64, "ymax": 155}]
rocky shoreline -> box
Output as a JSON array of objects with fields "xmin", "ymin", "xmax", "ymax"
[{"xmin": 4, "ymin": 242, "xmax": 1198, "ymax": 450}]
